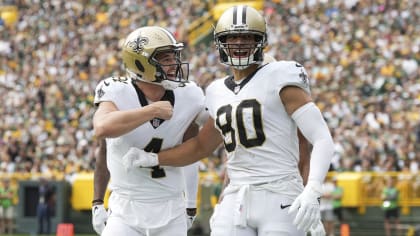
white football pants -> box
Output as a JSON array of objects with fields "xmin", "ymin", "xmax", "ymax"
[
  {"xmin": 102, "ymin": 192, "xmax": 187, "ymax": 236},
  {"xmin": 210, "ymin": 180, "xmax": 305, "ymax": 236}
]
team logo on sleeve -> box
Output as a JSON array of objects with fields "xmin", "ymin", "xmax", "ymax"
[
  {"xmin": 299, "ymin": 69, "xmax": 309, "ymax": 87},
  {"xmin": 295, "ymin": 63, "xmax": 309, "ymax": 87},
  {"xmin": 97, "ymin": 86, "xmax": 105, "ymax": 99}
]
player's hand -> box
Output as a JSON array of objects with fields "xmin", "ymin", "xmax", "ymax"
[
  {"xmin": 92, "ymin": 204, "xmax": 108, "ymax": 235},
  {"xmin": 122, "ymin": 147, "xmax": 159, "ymax": 171},
  {"xmin": 309, "ymin": 219, "xmax": 326, "ymax": 236},
  {"xmin": 149, "ymin": 101, "xmax": 173, "ymax": 120},
  {"xmin": 288, "ymin": 181, "xmax": 322, "ymax": 232},
  {"xmin": 186, "ymin": 208, "xmax": 197, "ymax": 230}
]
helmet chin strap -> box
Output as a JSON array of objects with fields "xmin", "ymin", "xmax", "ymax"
[
  {"xmin": 127, "ymin": 69, "xmax": 186, "ymax": 90},
  {"xmin": 161, "ymin": 80, "xmax": 181, "ymax": 90}
]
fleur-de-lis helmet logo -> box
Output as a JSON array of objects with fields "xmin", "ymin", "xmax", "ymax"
[{"xmin": 128, "ymin": 36, "xmax": 149, "ymax": 54}]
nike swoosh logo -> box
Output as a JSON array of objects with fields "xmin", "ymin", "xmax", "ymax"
[{"xmin": 280, "ymin": 204, "xmax": 291, "ymax": 209}]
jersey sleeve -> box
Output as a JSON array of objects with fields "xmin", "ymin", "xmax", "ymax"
[
  {"xmin": 177, "ymin": 81, "xmax": 206, "ymax": 121},
  {"xmin": 185, "ymin": 81, "xmax": 205, "ymax": 108},
  {"xmin": 272, "ymin": 60, "xmax": 311, "ymax": 95},
  {"xmin": 93, "ymin": 77, "xmax": 131, "ymax": 106},
  {"xmin": 204, "ymin": 77, "xmax": 226, "ymax": 119},
  {"xmin": 194, "ymin": 107, "xmax": 209, "ymax": 126},
  {"xmin": 204, "ymin": 82, "xmax": 216, "ymax": 118},
  {"xmin": 188, "ymin": 83, "xmax": 208, "ymax": 126}
]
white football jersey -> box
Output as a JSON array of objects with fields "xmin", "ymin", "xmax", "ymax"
[
  {"xmin": 94, "ymin": 77, "xmax": 205, "ymax": 202},
  {"xmin": 205, "ymin": 61, "xmax": 311, "ymax": 185}
]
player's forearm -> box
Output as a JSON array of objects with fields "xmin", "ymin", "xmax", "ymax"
[
  {"xmin": 159, "ymin": 119, "xmax": 222, "ymax": 166},
  {"xmin": 94, "ymin": 106, "xmax": 156, "ymax": 139},
  {"xmin": 93, "ymin": 166, "xmax": 110, "ymax": 203},
  {"xmin": 159, "ymin": 137, "xmax": 211, "ymax": 166},
  {"xmin": 93, "ymin": 139, "xmax": 109, "ymax": 203}
]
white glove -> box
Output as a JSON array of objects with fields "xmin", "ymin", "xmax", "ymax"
[
  {"xmin": 288, "ymin": 181, "xmax": 322, "ymax": 232},
  {"xmin": 309, "ymin": 220, "xmax": 326, "ymax": 236},
  {"xmin": 92, "ymin": 204, "xmax": 108, "ymax": 235},
  {"xmin": 186, "ymin": 214, "xmax": 196, "ymax": 229},
  {"xmin": 122, "ymin": 147, "xmax": 159, "ymax": 171}
]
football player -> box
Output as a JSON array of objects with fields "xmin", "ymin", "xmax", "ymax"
[
  {"xmin": 123, "ymin": 5, "xmax": 334, "ymax": 236},
  {"xmin": 92, "ymin": 26, "xmax": 204, "ymax": 236}
]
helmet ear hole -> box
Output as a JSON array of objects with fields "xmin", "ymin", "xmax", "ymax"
[
  {"xmin": 135, "ymin": 60, "xmax": 145, "ymax": 72},
  {"xmin": 255, "ymin": 35, "xmax": 263, "ymax": 43},
  {"xmin": 219, "ymin": 35, "xmax": 227, "ymax": 44}
]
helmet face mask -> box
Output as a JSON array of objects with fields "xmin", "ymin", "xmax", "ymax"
[
  {"xmin": 214, "ymin": 5, "xmax": 267, "ymax": 70},
  {"xmin": 122, "ymin": 26, "xmax": 189, "ymax": 89},
  {"xmin": 150, "ymin": 47, "xmax": 189, "ymax": 89}
]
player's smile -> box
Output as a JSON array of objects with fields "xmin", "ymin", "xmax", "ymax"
[
  {"xmin": 165, "ymin": 70, "xmax": 176, "ymax": 79},
  {"xmin": 232, "ymin": 49, "xmax": 250, "ymax": 58}
]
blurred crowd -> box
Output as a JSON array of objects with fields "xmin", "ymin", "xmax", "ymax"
[{"xmin": 0, "ymin": 0, "xmax": 419, "ymax": 183}]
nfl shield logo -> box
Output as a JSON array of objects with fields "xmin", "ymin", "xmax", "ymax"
[
  {"xmin": 152, "ymin": 118, "xmax": 161, "ymax": 128},
  {"xmin": 234, "ymin": 85, "xmax": 240, "ymax": 94}
]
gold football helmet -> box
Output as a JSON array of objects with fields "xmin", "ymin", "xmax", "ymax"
[
  {"xmin": 122, "ymin": 26, "xmax": 188, "ymax": 89},
  {"xmin": 214, "ymin": 5, "xmax": 267, "ymax": 70}
]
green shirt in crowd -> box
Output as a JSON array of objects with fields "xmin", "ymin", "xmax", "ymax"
[
  {"xmin": 382, "ymin": 187, "xmax": 399, "ymax": 210},
  {"xmin": 0, "ymin": 187, "xmax": 14, "ymax": 208},
  {"xmin": 332, "ymin": 186, "xmax": 343, "ymax": 209}
]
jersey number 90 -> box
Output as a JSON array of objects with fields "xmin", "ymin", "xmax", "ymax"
[{"xmin": 216, "ymin": 99, "xmax": 265, "ymax": 152}]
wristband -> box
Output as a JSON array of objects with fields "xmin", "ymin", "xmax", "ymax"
[{"xmin": 92, "ymin": 199, "xmax": 104, "ymax": 205}]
